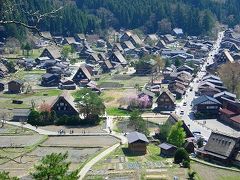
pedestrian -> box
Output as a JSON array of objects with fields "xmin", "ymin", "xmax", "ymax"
[{"xmin": 72, "ymin": 130, "xmax": 74, "ymax": 134}]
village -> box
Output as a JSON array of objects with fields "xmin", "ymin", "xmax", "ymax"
[{"xmin": 0, "ymin": 26, "xmax": 240, "ymax": 180}]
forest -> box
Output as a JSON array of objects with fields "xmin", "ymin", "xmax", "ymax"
[{"xmin": 1, "ymin": 0, "xmax": 240, "ymax": 39}]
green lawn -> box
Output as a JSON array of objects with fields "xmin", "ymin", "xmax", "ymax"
[{"xmin": 106, "ymin": 107, "xmax": 131, "ymax": 116}]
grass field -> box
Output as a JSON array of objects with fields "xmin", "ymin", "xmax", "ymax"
[
  {"xmin": 98, "ymin": 74, "xmax": 151, "ymax": 88},
  {"xmin": 191, "ymin": 162, "xmax": 240, "ymax": 180}
]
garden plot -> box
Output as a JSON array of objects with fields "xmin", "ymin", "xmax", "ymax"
[
  {"xmin": 40, "ymin": 123, "xmax": 106, "ymax": 134},
  {"xmin": 0, "ymin": 135, "xmax": 44, "ymax": 147},
  {"xmin": 0, "ymin": 124, "xmax": 35, "ymax": 135},
  {"xmin": 0, "ymin": 146, "xmax": 101, "ymax": 178},
  {"xmin": 42, "ymin": 136, "xmax": 119, "ymax": 148}
]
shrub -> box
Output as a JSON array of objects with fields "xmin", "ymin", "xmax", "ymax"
[{"xmin": 174, "ymin": 148, "xmax": 190, "ymax": 164}]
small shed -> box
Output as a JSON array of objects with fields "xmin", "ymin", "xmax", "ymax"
[
  {"xmin": 12, "ymin": 108, "xmax": 31, "ymax": 122},
  {"xmin": 159, "ymin": 142, "xmax": 177, "ymax": 157},
  {"xmin": 127, "ymin": 131, "xmax": 149, "ymax": 154},
  {"xmin": 8, "ymin": 80, "xmax": 24, "ymax": 94}
]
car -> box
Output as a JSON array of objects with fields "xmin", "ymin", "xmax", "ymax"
[
  {"xmin": 183, "ymin": 102, "xmax": 187, "ymax": 106},
  {"xmin": 180, "ymin": 111, "xmax": 184, "ymax": 115},
  {"xmin": 190, "ymin": 88, "xmax": 193, "ymax": 91}
]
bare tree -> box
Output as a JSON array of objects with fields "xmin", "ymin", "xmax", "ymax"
[
  {"xmin": 0, "ymin": 0, "xmax": 63, "ymax": 41},
  {"xmin": 218, "ymin": 62, "xmax": 240, "ymax": 96},
  {"xmin": 0, "ymin": 111, "xmax": 11, "ymax": 128}
]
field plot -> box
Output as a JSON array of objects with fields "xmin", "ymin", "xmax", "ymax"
[
  {"xmin": 42, "ymin": 136, "xmax": 119, "ymax": 148},
  {"xmin": 192, "ymin": 162, "xmax": 240, "ymax": 180},
  {"xmin": 0, "ymin": 146, "xmax": 101, "ymax": 178},
  {"xmin": 0, "ymin": 89, "xmax": 62, "ymax": 109},
  {"xmin": 0, "ymin": 135, "xmax": 44, "ymax": 148},
  {"xmin": 0, "ymin": 124, "xmax": 35, "ymax": 136},
  {"xmin": 40, "ymin": 123, "xmax": 105, "ymax": 134},
  {"xmin": 98, "ymin": 74, "xmax": 150, "ymax": 88},
  {"xmin": 86, "ymin": 144, "xmax": 188, "ymax": 180}
]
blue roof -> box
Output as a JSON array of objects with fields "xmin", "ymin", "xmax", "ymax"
[
  {"xmin": 127, "ymin": 131, "xmax": 149, "ymax": 144},
  {"xmin": 192, "ymin": 95, "xmax": 221, "ymax": 106},
  {"xmin": 159, "ymin": 142, "xmax": 177, "ymax": 150},
  {"xmin": 173, "ymin": 28, "xmax": 183, "ymax": 35}
]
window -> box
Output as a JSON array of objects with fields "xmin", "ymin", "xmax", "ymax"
[
  {"xmin": 206, "ymin": 106, "xmax": 218, "ymax": 109},
  {"xmin": 165, "ymin": 99, "xmax": 170, "ymax": 102},
  {"xmin": 60, "ymin": 103, "xmax": 64, "ymax": 106}
]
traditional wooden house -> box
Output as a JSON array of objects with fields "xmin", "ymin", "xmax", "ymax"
[
  {"xmin": 75, "ymin": 33, "xmax": 86, "ymax": 43},
  {"xmin": 63, "ymin": 37, "xmax": 76, "ymax": 45},
  {"xmin": 159, "ymin": 142, "xmax": 177, "ymax": 157},
  {"xmin": 156, "ymin": 40, "xmax": 166, "ymax": 49},
  {"xmin": 0, "ymin": 82, "xmax": 4, "ymax": 91},
  {"xmin": 8, "ymin": 80, "xmax": 24, "ymax": 94},
  {"xmin": 86, "ymin": 53, "xmax": 100, "ymax": 65},
  {"xmin": 126, "ymin": 131, "xmax": 149, "ymax": 154},
  {"xmin": 214, "ymin": 91, "xmax": 236, "ymax": 104},
  {"xmin": 219, "ymin": 98, "xmax": 240, "ymax": 130},
  {"xmin": 129, "ymin": 34, "xmax": 142, "ymax": 47},
  {"xmin": 41, "ymin": 73, "xmax": 60, "ymax": 87},
  {"xmin": 156, "ymin": 91, "xmax": 176, "ymax": 111},
  {"xmin": 59, "ymin": 79, "xmax": 76, "ymax": 90},
  {"xmin": 162, "ymin": 34, "xmax": 175, "ymax": 44},
  {"xmin": 144, "ymin": 34, "xmax": 158, "ymax": 45},
  {"xmin": 192, "ymin": 95, "xmax": 221, "ymax": 117},
  {"xmin": 172, "ymin": 28, "xmax": 184, "ymax": 38},
  {"xmin": 217, "ymin": 49, "xmax": 234, "ymax": 64},
  {"xmin": 121, "ymin": 41, "xmax": 135, "ymax": 50},
  {"xmin": 109, "ymin": 51, "xmax": 127, "ymax": 67},
  {"xmin": 51, "ymin": 92, "xmax": 79, "ymax": 116},
  {"xmin": 177, "ymin": 65, "xmax": 194, "ymax": 74},
  {"xmin": 112, "ymin": 43, "xmax": 124, "ymax": 52},
  {"xmin": 120, "ymin": 31, "xmax": 132, "ymax": 42},
  {"xmin": 40, "ymin": 47, "xmax": 61, "ymax": 60},
  {"xmin": 12, "ymin": 108, "xmax": 31, "ymax": 122},
  {"xmin": 197, "ymin": 132, "xmax": 240, "ymax": 165},
  {"xmin": 72, "ymin": 65, "xmax": 92, "ymax": 86},
  {"xmin": 198, "ymin": 86, "xmax": 222, "ymax": 97},
  {"xmin": 100, "ymin": 60, "xmax": 114, "ymax": 73}
]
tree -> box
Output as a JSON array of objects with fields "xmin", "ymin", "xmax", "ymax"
[
  {"xmin": 129, "ymin": 110, "xmax": 149, "ymax": 136},
  {"xmin": 23, "ymin": 42, "xmax": 32, "ymax": 56},
  {"xmin": 174, "ymin": 148, "xmax": 190, "ymax": 164},
  {"xmin": 31, "ymin": 152, "xmax": 79, "ymax": 180},
  {"xmin": 61, "ymin": 45, "xmax": 72, "ymax": 60},
  {"xmin": 155, "ymin": 122, "xmax": 172, "ymax": 142},
  {"xmin": 153, "ymin": 56, "xmax": 165, "ymax": 74},
  {"xmin": 0, "ymin": 171, "xmax": 19, "ymax": 180},
  {"xmin": 158, "ymin": 18, "xmax": 172, "ymax": 34},
  {"xmin": 167, "ymin": 121, "xmax": 186, "ymax": 147},
  {"xmin": 75, "ymin": 88, "xmax": 105, "ymax": 123},
  {"xmin": 188, "ymin": 170, "xmax": 197, "ymax": 180},
  {"xmin": 218, "ymin": 62, "xmax": 240, "ymax": 97}
]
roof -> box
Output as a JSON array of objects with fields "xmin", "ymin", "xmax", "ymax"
[
  {"xmin": 112, "ymin": 51, "xmax": 127, "ymax": 64},
  {"xmin": 64, "ymin": 37, "xmax": 76, "ymax": 44},
  {"xmin": 8, "ymin": 80, "xmax": 24, "ymax": 85},
  {"xmin": 122, "ymin": 41, "xmax": 135, "ymax": 49},
  {"xmin": 145, "ymin": 34, "xmax": 158, "ymax": 41},
  {"xmin": 204, "ymin": 132, "xmax": 239, "ymax": 158},
  {"xmin": 214, "ymin": 91, "xmax": 236, "ymax": 99},
  {"xmin": 219, "ymin": 108, "xmax": 236, "ymax": 116},
  {"xmin": 192, "ymin": 95, "xmax": 221, "ymax": 106},
  {"xmin": 42, "ymin": 47, "xmax": 61, "ymax": 59},
  {"xmin": 223, "ymin": 50, "xmax": 234, "ymax": 63},
  {"xmin": 159, "ymin": 142, "xmax": 177, "ymax": 150},
  {"xmin": 156, "ymin": 90, "xmax": 175, "ymax": 103},
  {"xmin": 13, "ymin": 108, "xmax": 31, "ymax": 117},
  {"xmin": 230, "ymin": 115, "xmax": 240, "ymax": 124},
  {"xmin": 80, "ymin": 65, "xmax": 92, "ymax": 80},
  {"xmin": 130, "ymin": 34, "xmax": 142, "ymax": 45},
  {"xmin": 76, "ymin": 33, "xmax": 86, "ymax": 40},
  {"xmin": 51, "ymin": 91, "xmax": 78, "ymax": 113},
  {"xmin": 202, "ymin": 74, "xmax": 221, "ymax": 81},
  {"xmin": 127, "ymin": 131, "xmax": 149, "ymax": 144},
  {"xmin": 40, "ymin": 31, "xmax": 52, "ymax": 39},
  {"xmin": 173, "ymin": 28, "xmax": 183, "ymax": 35}
]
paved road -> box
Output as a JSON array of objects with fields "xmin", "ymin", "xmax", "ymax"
[{"xmin": 176, "ymin": 31, "xmax": 224, "ymax": 140}]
